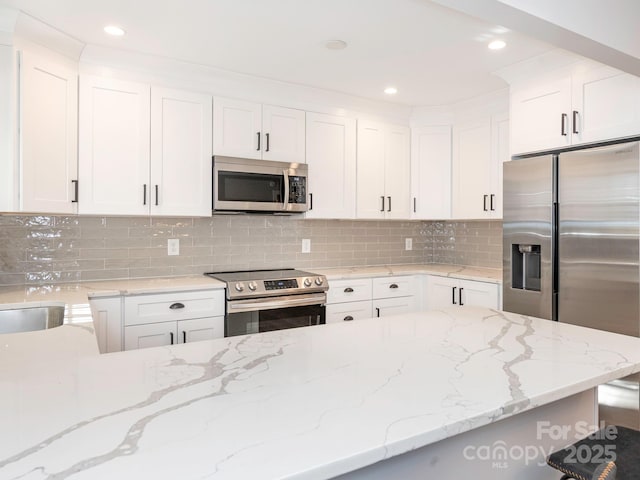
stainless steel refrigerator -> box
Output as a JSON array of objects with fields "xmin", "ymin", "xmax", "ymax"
[{"xmin": 503, "ymin": 140, "xmax": 640, "ymax": 430}]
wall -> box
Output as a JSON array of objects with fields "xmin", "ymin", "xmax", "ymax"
[{"xmin": 0, "ymin": 215, "xmax": 502, "ymax": 286}]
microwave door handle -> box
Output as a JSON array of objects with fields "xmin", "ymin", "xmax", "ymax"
[{"xmin": 283, "ymin": 169, "xmax": 290, "ymax": 210}]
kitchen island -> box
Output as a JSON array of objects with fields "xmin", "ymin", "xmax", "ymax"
[{"xmin": 1, "ymin": 306, "xmax": 640, "ymax": 479}]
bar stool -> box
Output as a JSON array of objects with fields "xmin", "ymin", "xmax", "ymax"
[{"xmin": 546, "ymin": 425, "xmax": 640, "ymax": 480}]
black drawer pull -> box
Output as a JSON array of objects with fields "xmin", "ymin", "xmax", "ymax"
[
  {"xmin": 343, "ymin": 315, "xmax": 354, "ymax": 321},
  {"xmin": 344, "ymin": 287, "xmax": 354, "ymax": 293},
  {"xmin": 375, "ymin": 307, "xmax": 380, "ymax": 317},
  {"xmin": 389, "ymin": 283, "xmax": 399, "ymax": 289},
  {"xmin": 169, "ymin": 302, "xmax": 185, "ymax": 310}
]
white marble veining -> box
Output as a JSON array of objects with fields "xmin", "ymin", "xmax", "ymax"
[{"xmin": 1, "ymin": 306, "xmax": 639, "ymax": 480}]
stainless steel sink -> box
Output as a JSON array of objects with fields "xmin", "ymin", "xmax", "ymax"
[{"xmin": 0, "ymin": 305, "xmax": 65, "ymax": 334}]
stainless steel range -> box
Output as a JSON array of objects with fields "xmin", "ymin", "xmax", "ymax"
[{"xmin": 204, "ymin": 269, "xmax": 328, "ymax": 337}]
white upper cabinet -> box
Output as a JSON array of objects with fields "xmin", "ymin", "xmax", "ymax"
[
  {"xmin": 213, "ymin": 97, "xmax": 305, "ymax": 163},
  {"xmin": 510, "ymin": 75, "xmax": 572, "ymax": 154},
  {"xmin": 79, "ymin": 75, "xmax": 151, "ymax": 215},
  {"xmin": 452, "ymin": 113, "xmax": 507, "ymax": 220},
  {"xmin": 572, "ymin": 65, "xmax": 640, "ymax": 145},
  {"xmin": 510, "ymin": 63, "xmax": 640, "ymax": 155},
  {"xmin": 80, "ymin": 76, "xmax": 213, "ymax": 216},
  {"xmin": 305, "ymin": 112, "xmax": 356, "ymax": 219},
  {"xmin": 150, "ymin": 87, "xmax": 212, "ymax": 217},
  {"xmin": 356, "ymin": 120, "xmax": 410, "ymax": 219},
  {"xmin": 20, "ymin": 50, "xmax": 78, "ymax": 213},
  {"xmin": 410, "ymin": 125, "xmax": 451, "ymax": 220}
]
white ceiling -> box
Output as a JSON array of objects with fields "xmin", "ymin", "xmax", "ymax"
[{"xmin": 0, "ymin": 0, "xmax": 554, "ymax": 106}]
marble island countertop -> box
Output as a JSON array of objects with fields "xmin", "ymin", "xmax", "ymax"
[{"xmin": 1, "ymin": 306, "xmax": 640, "ymax": 479}]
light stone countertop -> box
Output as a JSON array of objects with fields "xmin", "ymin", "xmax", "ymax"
[{"xmin": 1, "ymin": 306, "xmax": 640, "ymax": 479}]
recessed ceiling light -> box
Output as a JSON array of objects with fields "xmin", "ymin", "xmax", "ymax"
[
  {"xmin": 384, "ymin": 87, "xmax": 398, "ymax": 95},
  {"xmin": 325, "ymin": 39, "xmax": 348, "ymax": 50},
  {"xmin": 488, "ymin": 39, "xmax": 506, "ymax": 50},
  {"xmin": 104, "ymin": 25, "xmax": 126, "ymax": 37}
]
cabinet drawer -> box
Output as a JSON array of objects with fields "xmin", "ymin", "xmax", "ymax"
[
  {"xmin": 124, "ymin": 289, "xmax": 225, "ymax": 326},
  {"xmin": 372, "ymin": 276, "xmax": 415, "ymax": 299},
  {"xmin": 326, "ymin": 301, "xmax": 372, "ymax": 324},
  {"xmin": 327, "ymin": 278, "xmax": 372, "ymax": 304}
]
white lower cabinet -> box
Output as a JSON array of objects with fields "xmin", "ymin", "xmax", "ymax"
[
  {"xmin": 326, "ymin": 276, "xmax": 417, "ymax": 323},
  {"xmin": 123, "ymin": 290, "xmax": 225, "ymax": 351},
  {"xmin": 90, "ymin": 296, "xmax": 122, "ymax": 354},
  {"xmin": 425, "ymin": 275, "xmax": 499, "ymax": 310}
]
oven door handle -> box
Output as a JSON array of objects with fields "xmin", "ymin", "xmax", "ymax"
[
  {"xmin": 283, "ymin": 169, "xmax": 290, "ymax": 210},
  {"xmin": 228, "ymin": 293, "xmax": 326, "ymax": 313}
]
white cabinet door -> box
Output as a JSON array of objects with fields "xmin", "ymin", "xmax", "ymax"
[
  {"xmin": 262, "ymin": 105, "xmax": 305, "ymax": 163},
  {"xmin": 326, "ymin": 301, "xmax": 372, "ymax": 324},
  {"xmin": 452, "ymin": 120, "xmax": 492, "ymax": 219},
  {"xmin": 373, "ymin": 296, "xmax": 416, "ymax": 318},
  {"xmin": 384, "ymin": 124, "xmax": 411, "ymax": 219},
  {"xmin": 150, "ymin": 87, "xmax": 212, "ymax": 217},
  {"xmin": 426, "ymin": 276, "xmax": 500, "ymax": 310},
  {"xmin": 90, "ymin": 296, "xmax": 122, "ymax": 353},
  {"xmin": 213, "ymin": 97, "xmax": 262, "ymax": 159},
  {"xmin": 177, "ymin": 316, "xmax": 224, "ymax": 343},
  {"xmin": 356, "ymin": 120, "xmax": 386, "ymax": 219},
  {"xmin": 20, "ymin": 51, "xmax": 78, "ymax": 213},
  {"xmin": 572, "ymin": 66, "xmax": 640, "ymax": 145},
  {"xmin": 79, "ymin": 75, "xmax": 150, "ymax": 215},
  {"xmin": 490, "ymin": 113, "xmax": 509, "ymax": 219},
  {"xmin": 124, "ymin": 322, "xmax": 176, "ymax": 351},
  {"xmin": 510, "ymin": 76, "xmax": 572, "ymax": 155},
  {"xmin": 425, "ymin": 276, "xmax": 459, "ymax": 310},
  {"xmin": 458, "ymin": 279, "xmax": 499, "ymax": 309},
  {"xmin": 305, "ymin": 112, "xmax": 356, "ymax": 219},
  {"xmin": 411, "ymin": 125, "xmax": 451, "ymax": 220}
]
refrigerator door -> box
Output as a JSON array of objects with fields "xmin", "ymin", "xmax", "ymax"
[
  {"xmin": 558, "ymin": 141, "xmax": 640, "ymax": 337},
  {"xmin": 503, "ymin": 155, "xmax": 554, "ymax": 320}
]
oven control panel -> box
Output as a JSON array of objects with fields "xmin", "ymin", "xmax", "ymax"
[{"xmin": 264, "ymin": 279, "xmax": 299, "ymax": 290}]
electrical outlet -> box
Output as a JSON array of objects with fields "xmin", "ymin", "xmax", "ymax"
[
  {"xmin": 405, "ymin": 238, "xmax": 412, "ymax": 251},
  {"xmin": 301, "ymin": 238, "xmax": 311, "ymax": 253},
  {"xmin": 168, "ymin": 238, "xmax": 180, "ymax": 256}
]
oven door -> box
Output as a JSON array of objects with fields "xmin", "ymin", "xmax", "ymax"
[{"xmin": 225, "ymin": 293, "xmax": 326, "ymax": 337}]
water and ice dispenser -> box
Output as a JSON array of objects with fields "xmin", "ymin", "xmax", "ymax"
[{"xmin": 511, "ymin": 244, "xmax": 541, "ymax": 291}]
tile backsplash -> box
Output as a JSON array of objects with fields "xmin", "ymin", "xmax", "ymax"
[{"xmin": 0, "ymin": 215, "xmax": 502, "ymax": 286}]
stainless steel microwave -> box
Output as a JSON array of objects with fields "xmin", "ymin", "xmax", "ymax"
[{"xmin": 212, "ymin": 156, "xmax": 308, "ymax": 213}]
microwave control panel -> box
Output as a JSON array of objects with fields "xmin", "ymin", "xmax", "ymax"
[{"xmin": 289, "ymin": 176, "xmax": 306, "ymax": 204}]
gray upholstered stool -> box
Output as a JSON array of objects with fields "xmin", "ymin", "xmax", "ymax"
[{"xmin": 546, "ymin": 425, "xmax": 640, "ymax": 480}]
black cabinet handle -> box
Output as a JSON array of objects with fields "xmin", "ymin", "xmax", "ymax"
[
  {"xmin": 343, "ymin": 315, "xmax": 354, "ymax": 321},
  {"xmin": 572, "ymin": 110, "xmax": 579, "ymax": 134},
  {"xmin": 380, "ymin": 196, "xmax": 385, "ymax": 212},
  {"xmin": 561, "ymin": 113, "xmax": 568, "ymax": 136},
  {"xmin": 483, "ymin": 194, "xmax": 488, "ymax": 212},
  {"xmin": 309, "ymin": 193, "xmax": 313, "ymax": 210},
  {"xmin": 490, "ymin": 194, "xmax": 495, "ymax": 211},
  {"xmin": 387, "ymin": 196, "xmax": 391, "ymax": 212},
  {"xmin": 169, "ymin": 302, "xmax": 185, "ymax": 310},
  {"xmin": 256, "ymin": 132, "xmax": 261, "ymax": 151},
  {"xmin": 375, "ymin": 307, "xmax": 380, "ymax": 317},
  {"xmin": 389, "ymin": 283, "xmax": 399, "ymax": 289},
  {"xmin": 169, "ymin": 332, "xmax": 174, "ymax": 345},
  {"xmin": 265, "ymin": 133, "xmax": 270, "ymax": 152},
  {"xmin": 71, "ymin": 180, "xmax": 78, "ymax": 203},
  {"xmin": 413, "ymin": 197, "xmax": 416, "ymax": 213},
  {"xmin": 459, "ymin": 287, "xmax": 464, "ymax": 306},
  {"xmin": 143, "ymin": 184, "xmax": 147, "ymax": 205},
  {"xmin": 344, "ymin": 287, "xmax": 354, "ymax": 293},
  {"xmin": 183, "ymin": 331, "xmax": 187, "ymax": 344},
  {"xmin": 155, "ymin": 185, "xmax": 159, "ymax": 206},
  {"xmin": 452, "ymin": 286, "xmax": 457, "ymax": 305}
]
